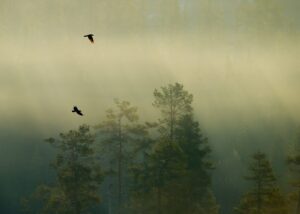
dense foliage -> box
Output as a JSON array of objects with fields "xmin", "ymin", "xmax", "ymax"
[{"xmin": 22, "ymin": 83, "xmax": 298, "ymax": 214}]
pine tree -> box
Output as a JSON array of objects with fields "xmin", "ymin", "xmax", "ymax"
[
  {"xmin": 287, "ymin": 133, "xmax": 300, "ymax": 214},
  {"xmin": 23, "ymin": 124, "xmax": 102, "ymax": 214},
  {"xmin": 130, "ymin": 83, "xmax": 218, "ymax": 214},
  {"xmin": 130, "ymin": 142, "xmax": 186, "ymax": 214},
  {"xmin": 153, "ymin": 82, "xmax": 193, "ymax": 143},
  {"xmin": 95, "ymin": 99, "xmax": 147, "ymax": 214},
  {"xmin": 153, "ymin": 82, "xmax": 193, "ymax": 213},
  {"xmin": 235, "ymin": 152, "xmax": 287, "ymax": 214},
  {"xmin": 174, "ymin": 114, "xmax": 218, "ymax": 213}
]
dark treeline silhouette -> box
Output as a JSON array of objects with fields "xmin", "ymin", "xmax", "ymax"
[
  {"xmin": 235, "ymin": 152, "xmax": 288, "ymax": 214},
  {"xmin": 22, "ymin": 125, "xmax": 102, "ymax": 214},
  {"xmin": 22, "ymin": 83, "xmax": 299, "ymax": 214}
]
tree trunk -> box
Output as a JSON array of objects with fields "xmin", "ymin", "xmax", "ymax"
[
  {"xmin": 169, "ymin": 89, "xmax": 174, "ymax": 144},
  {"xmin": 71, "ymin": 143, "xmax": 81, "ymax": 214},
  {"xmin": 118, "ymin": 118, "xmax": 122, "ymax": 214},
  {"xmin": 296, "ymin": 189, "xmax": 300, "ymax": 214},
  {"xmin": 257, "ymin": 158, "xmax": 262, "ymax": 214},
  {"xmin": 70, "ymin": 144, "xmax": 80, "ymax": 214},
  {"xmin": 157, "ymin": 187, "xmax": 162, "ymax": 214},
  {"xmin": 108, "ymin": 184, "xmax": 112, "ymax": 214},
  {"xmin": 257, "ymin": 184, "xmax": 262, "ymax": 214},
  {"xmin": 118, "ymin": 143, "xmax": 122, "ymax": 214}
]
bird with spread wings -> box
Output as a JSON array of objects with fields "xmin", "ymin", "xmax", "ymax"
[
  {"xmin": 84, "ymin": 34, "xmax": 94, "ymax": 43},
  {"xmin": 72, "ymin": 106, "xmax": 83, "ymax": 116}
]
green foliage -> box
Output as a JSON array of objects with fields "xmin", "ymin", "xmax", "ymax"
[
  {"xmin": 130, "ymin": 83, "xmax": 218, "ymax": 214},
  {"xmin": 287, "ymin": 134, "xmax": 300, "ymax": 214},
  {"xmin": 174, "ymin": 115, "xmax": 217, "ymax": 213},
  {"xmin": 23, "ymin": 125, "xmax": 102, "ymax": 214},
  {"xmin": 153, "ymin": 82, "xmax": 193, "ymax": 142},
  {"xmin": 235, "ymin": 152, "xmax": 287, "ymax": 214},
  {"xmin": 244, "ymin": 152, "xmax": 276, "ymax": 186},
  {"xmin": 95, "ymin": 99, "xmax": 146, "ymax": 150},
  {"xmin": 130, "ymin": 142, "xmax": 187, "ymax": 214},
  {"xmin": 95, "ymin": 99, "xmax": 149, "ymax": 213},
  {"xmin": 22, "ymin": 83, "xmax": 220, "ymax": 214}
]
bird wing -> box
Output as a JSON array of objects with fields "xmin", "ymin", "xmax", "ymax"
[{"xmin": 88, "ymin": 35, "xmax": 94, "ymax": 43}]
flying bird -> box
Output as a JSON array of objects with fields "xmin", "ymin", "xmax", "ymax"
[
  {"xmin": 72, "ymin": 106, "xmax": 83, "ymax": 116},
  {"xmin": 84, "ymin": 34, "xmax": 94, "ymax": 43}
]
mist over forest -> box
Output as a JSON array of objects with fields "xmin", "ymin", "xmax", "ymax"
[{"xmin": 0, "ymin": 0, "xmax": 300, "ymax": 214}]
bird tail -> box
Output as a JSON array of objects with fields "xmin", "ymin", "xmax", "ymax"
[{"xmin": 72, "ymin": 110, "xmax": 75, "ymax": 112}]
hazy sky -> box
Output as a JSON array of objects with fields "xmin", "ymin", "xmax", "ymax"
[{"xmin": 0, "ymin": 1, "xmax": 299, "ymax": 213}]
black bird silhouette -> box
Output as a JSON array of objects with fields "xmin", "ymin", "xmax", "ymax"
[
  {"xmin": 72, "ymin": 106, "xmax": 83, "ymax": 116},
  {"xmin": 84, "ymin": 34, "xmax": 94, "ymax": 43}
]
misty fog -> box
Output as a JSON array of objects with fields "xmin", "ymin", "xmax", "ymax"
[{"xmin": 0, "ymin": 0, "xmax": 300, "ymax": 213}]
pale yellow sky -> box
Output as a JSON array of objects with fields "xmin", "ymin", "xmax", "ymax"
[
  {"xmin": 0, "ymin": 0, "xmax": 299, "ymax": 135},
  {"xmin": 0, "ymin": 3, "xmax": 299, "ymax": 213}
]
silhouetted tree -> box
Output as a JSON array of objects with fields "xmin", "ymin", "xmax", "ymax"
[
  {"xmin": 287, "ymin": 133, "xmax": 300, "ymax": 214},
  {"xmin": 130, "ymin": 83, "xmax": 218, "ymax": 214},
  {"xmin": 153, "ymin": 82, "xmax": 193, "ymax": 143},
  {"xmin": 95, "ymin": 99, "xmax": 148, "ymax": 214},
  {"xmin": 235, "ymin": 152, "xmax": 287, "ymax": 214},
  {"xmin": 130, "ymin": 142, "xmax": 186, "ymax": 214},
  {"xmin": 174, "ymin": 114, "xmax": 218, "ymax": 213},
  {"xmin": 22, "ymin": 124, "xmax": 102, "ymax": 214}
]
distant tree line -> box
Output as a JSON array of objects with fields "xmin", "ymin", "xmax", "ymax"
[{"xmin": 22, "ymin": 83, "xmax": 300, "ymax": 214}]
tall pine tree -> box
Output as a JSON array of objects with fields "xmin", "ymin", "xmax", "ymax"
[
  {"xmin": 174, "ymin": 114, "xmax": 218, "ymax": 213},
  {"xmin": 95, "ymin": 99, "xmax": 147, "ymax": 214},
  {"xmin": 287, "ymin": 133, "xmax": 300, "ymax": 214},
  {"xmin": 153, "ymin": 82, "xmax": 193, "ymax": 143},
  {"xmin": 235, "ymin": 152, "xmax": 287, "ymax": 214},
  {"xmin": 131, "ymin": 83, "xmax": 218, "ymax": 214},
  {"xmin": 23, "ymin": 124, "xmax": 103, "ymax": 214}
]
